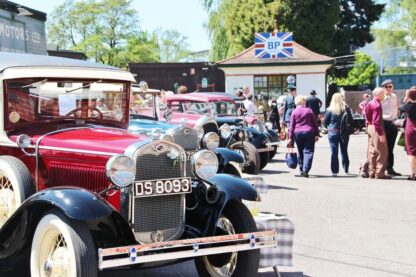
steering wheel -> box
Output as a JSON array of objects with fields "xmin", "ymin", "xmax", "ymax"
[{"xmin": 64, "ymin": 107, "xmax": 103, "ymax": 119}]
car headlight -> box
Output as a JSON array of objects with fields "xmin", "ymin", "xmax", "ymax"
[
  {"xmin": 192, "ymin": 150, "xmax": 218, "ymax": 180},
  {"xmin": 151, "ymin": 128, "xmax": 162, "ymax": 140},
  {"xmin": 265, "ymin": 122, "xmax": 273, "ymax": 130},
  {"xmin": 202, "ymin": 132, "xmax": 220, "ymax": 151},
  {"xmin": 161, "ymin": 134, "xmax": 175, "ymax": 142},
  {"xmin": 195, "ymin": 125, "xmax": 204, "ymax": 140},
  {"xmin": 219, "ymin": 124, "xmax": 231, "ymax": 139},
  {"xmin": 106, "ymin": 155, "xmax": 136, "ymax": 187}
]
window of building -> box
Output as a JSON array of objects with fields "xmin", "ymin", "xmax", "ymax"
[{"xmin": 253, "ymin": 75, "xmax": 289, "ymax": 109}]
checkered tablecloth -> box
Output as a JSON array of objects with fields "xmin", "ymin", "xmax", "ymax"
[
  {"xmin": 255, "ymin": 213, "xmax": 295, "ymax": 268},
  {"xmin": 242, "ymin": 174, "xmax": 268, "ymax": 193}
]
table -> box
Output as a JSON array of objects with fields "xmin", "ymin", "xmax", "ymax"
[{"xmin": 255, "ymin": 212, "xmax": 295, "ymax": 276}]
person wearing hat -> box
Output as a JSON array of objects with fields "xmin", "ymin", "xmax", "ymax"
[
  {"xmin": 282, "ymin": 85, "xmax": 297, "ymax": 128},
  {"xmin": 381, "ymin": 79, "xmax": 401, "ymax": 176},
  {"xmin": 306, "ymin": 90, "xmax": 322, "ymax": 123}
]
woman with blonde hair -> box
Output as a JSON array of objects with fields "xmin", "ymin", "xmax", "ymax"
[
  {"xmin": 324, "ymin": 93, "xmax": 353, "ymax": 176},
  {"xmin": 288, "ymin": 95, "xmax": 320, "ymax": 177}
]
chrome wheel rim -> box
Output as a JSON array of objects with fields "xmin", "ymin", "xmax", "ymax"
[
  {"xmin": 203, "ymin": 217, "xmax": 238, "ymax": 277},
  {"xmin": 39, "ymin": 230, "xmax": 73, "ymax": 277},
  {"xmin": 0, "ymin": 174, "xmax": 16, "ymax": 227}
]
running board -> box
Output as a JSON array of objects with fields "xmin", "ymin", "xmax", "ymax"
[{"xmin": 98, "ymin": 230, "xmax": 277, "ymax": 270}]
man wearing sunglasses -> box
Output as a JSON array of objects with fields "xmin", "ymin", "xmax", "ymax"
[{"xmin": 381, "ymin": 79, "xmax": 401, "ymax": 176}]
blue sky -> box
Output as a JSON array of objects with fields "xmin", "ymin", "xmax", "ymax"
[{"xmin": 16, "ymin": 0, "xmax": 211, "ymax": 52}]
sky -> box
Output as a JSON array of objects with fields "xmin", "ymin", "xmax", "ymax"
[{"xmin": 15, "ymin": 0, "xmax": 211, "ymax": 52}]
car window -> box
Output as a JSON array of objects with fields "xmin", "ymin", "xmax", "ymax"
[{"xmin": 5, "ymin": 79, "xmax": 129, "ymax": 129}]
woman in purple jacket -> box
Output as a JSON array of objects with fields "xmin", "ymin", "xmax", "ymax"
[{"xmin": 288, "ymin": 95, "xmax": 320, "ymax": 177}]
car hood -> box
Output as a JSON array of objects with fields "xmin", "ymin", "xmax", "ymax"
[
  {"xmin": 129, "ymin": 118, "xmax": 176, "ymax": 134},
  {"xmin": 215, "ymin": 116, "xmax": 244, "ymax": 126},
  {"xmin": 12, "ymin": 127, "xmax": 148, "ymax": 155}
]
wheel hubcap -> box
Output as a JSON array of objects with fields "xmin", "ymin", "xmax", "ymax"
[{"xmin": 0, "ymin": 175, "xmax": 16, "ymax": 227}]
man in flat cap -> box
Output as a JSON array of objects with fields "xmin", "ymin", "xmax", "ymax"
[{"xmin": 381, "ymin": 79, "xmax": 401, "ymax": 176}]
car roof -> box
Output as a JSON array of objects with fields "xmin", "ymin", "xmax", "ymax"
[
  {"xmin": 0, "ymin": 52, "xmax": 119, "ymax": 72},
  {"xmin": 166, "ymin": 92, "xmax": 236, "ymax": 103}
]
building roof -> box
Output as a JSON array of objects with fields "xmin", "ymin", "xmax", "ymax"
[
  {"xmin": 217, "ymin": 42, "xmax": 334, "ymax": 67},
  {"xmin": 0, "ymin": 52, "xmax": 118, "ymax": 72}
]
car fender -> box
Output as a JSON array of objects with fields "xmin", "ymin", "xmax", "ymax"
[
  {"xmin": 265, "ymin": 129, "xmax": 279, "ymax": 143},
  {"xmin": 0, "ymin": 187, "xmax": 135, "ymax": 275},
  {"xmin": 215, "ymin": 147, "xmax": 244, "ymax": 165},
  {"xmin": 247, "ymin": 127, "xmax": 267, "ymax": 148},
  {"xmin": 186, "ymin": 174, "xmax": 259, "ymax": 236}
]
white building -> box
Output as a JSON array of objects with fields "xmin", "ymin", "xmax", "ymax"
[{"xmin": 217, "ymin": 42, "xmax": 333, "ymax": 110}]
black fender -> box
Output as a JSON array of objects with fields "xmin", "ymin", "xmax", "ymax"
[
  {"xmin": 247, "ymin": 127, "xmax": 268, "ymax": 148},
  {"xmin": 215, "ymin": 147, "xmax": 244, "ymax": 165},
  {"xmin": 265, "ymin": 129, "xmax": 279, "ymax": 143},
  {"xmin": 0, "ymin": 187, "xmax": 135, "ymax": 275},
  {"xmin": 186, "ymin": 174, "xmax": 259, "ymax": 237}
]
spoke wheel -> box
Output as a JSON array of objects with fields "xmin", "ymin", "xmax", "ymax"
[
  {"xmin": 0, "ymin": 156, "xmax": 34, "ymax": 229},
  {"xmin": 31, "ymin": 210, "xmax": 97, "ymax": 277},
  {"xmin": 195, "ymin": 202, "xmax": 260, "ymax": 277},
  {"xmin": 0, "ymin": 175, "xmax": 17, "ymax": 227}
]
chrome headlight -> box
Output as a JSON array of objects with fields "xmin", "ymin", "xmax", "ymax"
[
  {"xmin": 195, "ymin": 125, "xmax": 204, "ymax": 140},
  {"xmin": 106, "ymin": 155, "xmax": 136, "ymax": 188},
  {"xmin": 265, "ymin": 122, "xmax": 273, "ymax": 130},
  {"xmin": 202, "ymin": 132, "xmax": 220, "ymax": 151},
  {"xmin": 151, "ymin": 128, "xmax": 162, "ymax": 140},
  {"xmin": 219, "ymin": 123, "xmax": 231, "ymax": 139},
  {"xmin": 192, "ymin": 150, "xmax": 218, "ymax": 180}
]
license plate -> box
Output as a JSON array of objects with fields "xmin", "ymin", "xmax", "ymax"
[
  {"xmin": 134, "ymin": 177, "xmax": 191, "ymax": 198},
  {"xmin": 185, "ymin": 150, "xmax": 196, "ymax": 160}
]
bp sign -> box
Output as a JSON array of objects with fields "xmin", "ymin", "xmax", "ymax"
[{"xmin": 254, "ymin": 32, "xmax": 293, "ymax": 59}]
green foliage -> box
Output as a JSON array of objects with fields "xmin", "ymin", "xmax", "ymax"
[
  {"xmin": 335, "ymin": 52, "xmax": 378, "ymax": 85},
  {"xmin": 155, "ymin": 29, "xmax": 191, "ymax": 62},
  {"xmin": 204, "ymin": 0, "xmax": 384, "ymax": 59},
  {"xmin": 48, "ymin": 0, "xmax": 190, "ymax": 67},
  {"xmin": 384, "ymin": 67, "xmax": 416, "ymax": 74}
]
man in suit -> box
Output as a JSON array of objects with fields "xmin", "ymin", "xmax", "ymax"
[{"xmin": 306, "ymin": 90, "xmax": 322, "ymax": 123}]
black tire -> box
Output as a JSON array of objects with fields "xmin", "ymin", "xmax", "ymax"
[
  {"xmin": 0, "ymin": 156, "xmax": 34, "ymax": 228},
  {"xmin": 30, "ymin": 209, "xmax": 97, "ymax": 277},
  {"xmin": 259, "ymin": 151, "xmax": 270, "ymax": 170},
  {"xmin": 269, "ymin": 146, "xmax": 277, "ymax": 161},
  {"xmin": 195, "ymin": 201, "xmax": 260, "ymax": 277},
  {"xmin": 229, "ymin": 142, "xmax": 260, "ymax": 175}
]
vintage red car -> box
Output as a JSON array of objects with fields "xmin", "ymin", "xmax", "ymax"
[
  {"xmin": 164, "ymin": 93, "xmax": 280, "ymax": 174},
  {"xmin": 0, "ymin": 53, "xmax": 276, "ymax": 276}
]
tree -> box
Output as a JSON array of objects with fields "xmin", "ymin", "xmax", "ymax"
[
  {"xmin": 48, "ymin": 0, "xmax": 159, "ymax": 67},
  {"xmin": 335, "ymin": 52, "xmax": 378, "ymax": 86},
  {"xmin": 155, "ymin": 29, "xmax": 191, "ymax": 62},
  {"xmin": 203, "ymin": 0, "xmax": 384, "ymax": 59}
]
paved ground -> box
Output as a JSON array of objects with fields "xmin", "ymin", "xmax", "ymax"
[{"xmin": 103, "ymin": 132, "xmax": 416, "ymax": 277}]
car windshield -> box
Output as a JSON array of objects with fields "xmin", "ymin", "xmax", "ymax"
[
  {"xmin": 5, "ymin": 78, "xmax": 129, "ymax": 129},
  {"xmin": 178, "ymin": 101, "xmax": 236, "ymax": 116},
  {"xmin": 130, "ymin": 91, "xmax": 157, "ymax": 119}
]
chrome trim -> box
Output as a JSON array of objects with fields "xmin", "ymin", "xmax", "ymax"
[
  {"xmin": 257, "ymin": 147, "xmax": 274, "ymax": 153},
  {"xmin": 195, "ymin": 115, "xmax": 218, "ymax": 129},
  {"xmin": 98, "ymin": 230, "xmax": 277, "ymax": 269},
  {"xmin": 124, "ymin": 138, "xmax": 153, "ymax": 158},
  {"xmin": 266, "ymin": 142, "xmax": 280, "ymax": 147},
  {"xmin": 29, "ymin": 145, "xmax": 119, "ymax": 156}
]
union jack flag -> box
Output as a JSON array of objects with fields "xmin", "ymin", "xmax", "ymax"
[{"xmin": 255, "ymin": 32, "xmax": 293, "ymax": 59}]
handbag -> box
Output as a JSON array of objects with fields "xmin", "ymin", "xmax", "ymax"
[
  {"xmin": 285, "ymin": 148, "xmax": 298, "ymax": 169},
  {"xmin": 397, "ymin": 131, "xmax": 405, "ymax": 147}
]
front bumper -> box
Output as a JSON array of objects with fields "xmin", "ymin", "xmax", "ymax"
[
  {"xmin": 98, "ymin": 230, "xmax": 277, "ymax": 270},
  {"xmin": 257, "ymin": 142, "xmax": 279, "ymax": 153}
]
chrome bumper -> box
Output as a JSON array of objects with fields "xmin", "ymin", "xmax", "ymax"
[
  {"xmin": 266, "ymin": 141, "xmax": 280, "ymax": 147},
  {"xmin": 98, "ymin": 230, "xmax": 277, "ymax": 270},
  {"xmin": 257, "ymin": 147, "xmax": 274, "ymax": 153}
]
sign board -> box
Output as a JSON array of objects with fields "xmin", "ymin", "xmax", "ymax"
[
  {"xmin": 201, "ymin": 78, "xmax": 208, "ymax": 88},
  {"xmin": 255, "ymin": 32, "xmax": 293, "ymax": 59}
]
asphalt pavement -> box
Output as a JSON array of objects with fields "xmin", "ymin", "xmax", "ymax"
[{"xmin": 103, "ymin": 132, "xmax": 416, "ymax": 277}]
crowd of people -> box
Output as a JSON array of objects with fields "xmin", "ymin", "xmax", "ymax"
[{"xmin": 265, "ymin": 80, "xmax": 415, "ymax": 180}]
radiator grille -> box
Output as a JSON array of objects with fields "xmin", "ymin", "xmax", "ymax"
[
  {"xmin": 172, "ymin": 127, "xmax": 199, "ymax": 151},
  {"xmin": 133, "ymin": 141, "xmax": 186, "ymax": 243},
  {"xmin": 49, "ymin": 163, "xmax": 109, "ymax": 192}
]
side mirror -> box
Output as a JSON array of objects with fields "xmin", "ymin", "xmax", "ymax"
[{"xmin": 164, "ymin": 108, "xmax": 173, "ymax": 122}]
